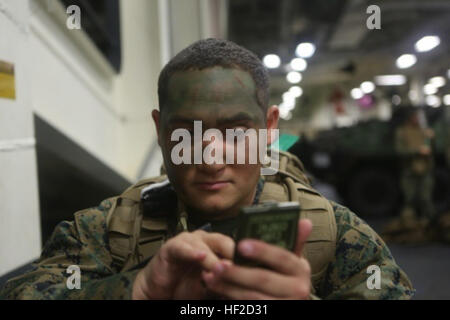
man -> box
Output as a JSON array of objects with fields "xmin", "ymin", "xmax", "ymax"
[
  {"xmin": 1, "ymin": 39, "xmax": 413, "ymax": 300},
  {"xmin": 395, "ymin": 110, "xmax": 435, "ymax": 228}
]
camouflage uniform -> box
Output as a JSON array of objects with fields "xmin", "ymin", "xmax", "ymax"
[
  {"xmin": 395, "ymin": 124, "xmax": 435, "ymax": 222},
  {"xmin": 0, "ymin": 178, "xmax": 414, "ymax": 300}
]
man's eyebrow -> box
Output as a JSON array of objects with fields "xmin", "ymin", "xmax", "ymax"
[{"xmin": 216, "ymin": 113, "xmax": 255, "ymax": 125}]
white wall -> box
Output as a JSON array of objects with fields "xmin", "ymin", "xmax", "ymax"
[
  {"xmin": 0, "ymin": 0, "xmax": 41, "ymax": 276},
  {"xmin": 115, "ymin": 0, "xmax": 163, "ymax": 180}
]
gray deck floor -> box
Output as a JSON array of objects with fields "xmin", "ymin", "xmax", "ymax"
[{"xmin": 387, "ymin": 243, "xmax": 450, "ymax": 299}]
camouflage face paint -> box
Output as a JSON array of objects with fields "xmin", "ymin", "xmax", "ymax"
[
  {"xmin": 156, "ymin": 67, "xmax": 267, "ymax": 219},
  {"xmin": 160, "ymin": 67, "xmax": 265, "ymax": 133}
]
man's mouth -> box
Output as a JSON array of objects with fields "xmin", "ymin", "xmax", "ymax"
[{"xmin": 195, "ymin": 181, "xmax": 231, "ymax": 191}]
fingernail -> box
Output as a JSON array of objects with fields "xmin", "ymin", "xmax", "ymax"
[
  {"xmin": 222, "ymin": 260, "xmax": 232, "ymax": 267},
  {"xmin": 203, "ymin": 272, "xmax": 214, "ymax": 282},
  {"xmin": 214, "ymin": 262, "xmax": 224, "ymax": 274},
  {"xmin": 203, "ymin": 272, "xmax": 215, "ymax": 286},
  {"xmin": 195, "ymin": 251, "xmax": 206, "ymax": 259},
  {"xmin": 240, "ymin": 242, "xmax": 253, "ymax": 256}
]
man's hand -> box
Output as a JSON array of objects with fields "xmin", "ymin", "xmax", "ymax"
[
  {"xmin": 201, "ymin": 219, "xmax": 313, "ymax": 299},
  {"xmin": 132, "ymin": 230, "xmax": 234, "ymax": 299}
]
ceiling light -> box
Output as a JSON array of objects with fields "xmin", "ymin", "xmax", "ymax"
[
  {"xmin": 281, "ymin": 92, "xmax": 296, "ymax": 112},
  {"xmin": 279, "ymin": 107, "xmax": 293, "ymax": 120},
  {"xmin": 290, "ymin": 58, "xmax": 307, "ymax": 72},
  {"xmin": 425, "ymin": 95, "xmax": 441, "ymax": 108},
  {"xmin": 279, "ymin": 100, "xmax": 295, "ymax": 117},
  {"xmin": 286, "ymin": 71, "xmax": 302, "ymax": 84},
  {"xmin": 415, "ymin": 35, "xmax": 440, "ymax": 52},
  {"xmin": 360, "ymin": 81, "xmax": 375, "ymax": 94},
  {"xmin": 396, "ymin": 54, "xmax": 417, "ymax": 69},
  {"xmin": 282, "ymin": 91, "xmax": 295, "ymax": 103},
  {"xmin": 429, "ymin": 76, "xmax": 446, "ymax": 88},
  {"xmin": 263, "ymin": 54, "xmax": 281, "ymax": 69},
  {"xmin": 443, "ymin": 95, "xmax": 450, "ymax": 106},
  {"xmin": 424, "ymin": 84, "xmax": 438, "ymax": 95},
  {"xmin": 374, "ymin": 75, "xmax": 407, "ymax": 86},
  {"xmin": 351, "ymin": 88, "xmax": 363, "ymax": 100},
  {"xmin": 295, "ymin": 43, "xmax": 315, "ymax": 58},
  {"xmin": 289, "ymin": 86, "xmax": 303, "ymax": 98}
]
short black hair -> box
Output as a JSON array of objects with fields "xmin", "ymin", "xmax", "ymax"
[{"xmin": 158, "ymin": 38, "xmax": 269, "ymax": 113}]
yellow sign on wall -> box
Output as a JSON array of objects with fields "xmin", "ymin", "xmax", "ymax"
[{"xmin": 0, "ymin": 60, "xmax": 16, "ymax": 100}]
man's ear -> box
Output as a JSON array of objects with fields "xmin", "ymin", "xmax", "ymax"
[
  {"xmin": 265, "ymin": 105, "xmax": 279, "ymax": 145},
  {"xmin": 151, "ymin": 109, "xmax": 161, "ymax": 146}
]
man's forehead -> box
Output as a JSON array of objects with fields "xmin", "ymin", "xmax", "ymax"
[
  {"xmin": 162, "ymin": 66, "xmax": 264, "ymax": 123},
  {"xmin": 168, "ymin": 66, "xmax": 255, "ymax": 88},
  {"xmin": 166, "ymin": 67, "xmax": 257, "ymax": 103}
]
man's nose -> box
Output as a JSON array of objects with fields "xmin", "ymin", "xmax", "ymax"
[
  {"xmin": 196, "ymin": 161, "xmax": 226, "ymax": 175},
  {"xmin": 196, "ymin": 136, "xmax": 227, "ymax": 174}
]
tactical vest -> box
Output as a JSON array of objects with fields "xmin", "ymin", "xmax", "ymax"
[{"xmin": 106, "ymin": 151, "xmax": 337, "ymax": 289}]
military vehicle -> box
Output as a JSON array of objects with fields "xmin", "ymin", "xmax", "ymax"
[{"xmin": 289, "ymin": 106, "xmax": 450, "ymax": 217}]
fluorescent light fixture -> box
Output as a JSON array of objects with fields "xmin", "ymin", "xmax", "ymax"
[
  {"xmin": 424, "ymin": 84, "xmax": 438, "ymax": 95},
  {"xmin": 429, "ymin": 76, "xmax": 446, "ymax": 88},
  {"xmin": 360, "ymin": 81, "xmax": 375, "ymax": 94},
  {"xmin": 351, "ymin": 88, "xmax": 363, "ymax": 100},
  {"xmin": 290, "ymin": 58, "xmax": 307, "ymax": 72},
  {"xmin": 425, "ymin": 95, "xmax": 441, "ymax": 108},
  {"xmin": 263, "ymin": 54, "xmax": 281, "ymax": 69},
  {"xmin": 374, "ymin": 75, "xmax": 407, "ymax": 86},
  {"xmin": 444, "ymin": 94, "xmax": 450, "ymax": 106},
  {"xmin": 448, "ymin": 69, "xmax": 450, "ymax": 79},
  {"xmin": 295, "ymin": 43, "xmax": 315, "ymax": 58},
  {"xmin": 415, "ymin": 35, "xmax": 440, "ymax": 52},
  {"xmin": 286, "ymin": 71, "xmax": 302, "ymax": 84},
  {"xmin": 396, "ymin": 54, "xmax": 417, "ymax": 69},
  {"xmin": 289, "ymin": 86, "xmax": 303, "ymax": 98}
]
